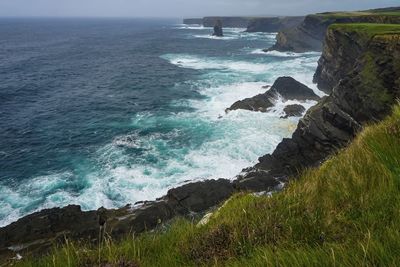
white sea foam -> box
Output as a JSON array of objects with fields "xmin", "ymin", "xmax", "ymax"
[{"xmin": 162, "ymin": 54, "xmax": 271, "ymax": 74}]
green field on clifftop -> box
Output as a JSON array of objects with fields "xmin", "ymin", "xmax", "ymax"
[
  {"xmin": 330, "ymin": 23, "xmax": 400, "ymax": 37},
  {"xmin": 14, "ymin": 102, "xmax": 400, "ymax": 266}
]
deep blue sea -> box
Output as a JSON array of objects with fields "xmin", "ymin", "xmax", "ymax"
[{"xmin": 0, "ymin": 18, "xmax": 322, "ymax": 226}]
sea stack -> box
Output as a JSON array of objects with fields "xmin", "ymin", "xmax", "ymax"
[{"xmin": 213, "ymin": 19, "xmax": 223, "ymax": 37}]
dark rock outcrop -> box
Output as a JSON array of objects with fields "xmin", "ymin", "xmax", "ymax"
[
  {"xmin": 268, "ymin": 8, "xmax": 400, "ymax": 52},
  {"xmin": 226, "ymin": 77, "xmax": 319, "ymax": 112},
  {"xmin": 246, "ymin": 16, "xmax": 304, "ymax": 33},
  {"xmin": 239, "ymin": 27, "xmax": 400, "ymax": 190},
  {"xmin": 213, "ymin": 20, "xmax": 223, "ymax": 37},
  {"xmin": 281, "ymin": 104, "xmax": 306, "ymax": 118},
  {"xmin": 0, "ymin": 179, "xmax": 235, "ymax": 260},
  {"xmin": 313, "ymin": 27, "xmax": 369, "ymax": 93}
]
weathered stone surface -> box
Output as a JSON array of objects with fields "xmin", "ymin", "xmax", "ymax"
[{"xmin": 226, "ymin": 77, "xmax": 319, "ymax": 112}]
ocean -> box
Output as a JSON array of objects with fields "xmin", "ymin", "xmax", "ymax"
[{"xmin": 0, "ymin": 18, "xmax": 322, "ymax": 226}]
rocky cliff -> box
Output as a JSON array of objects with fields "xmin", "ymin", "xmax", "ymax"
[
  {"xmin": 2, "ymin": 23, "xmax": 400, "ymax": 261},
  {"xmin": 268, "ymin": 7, "xmax": 400, "ymax": 52},
  {"xmin": 238, "ymin": 24, "xmax": 400, "ymax": 190}
]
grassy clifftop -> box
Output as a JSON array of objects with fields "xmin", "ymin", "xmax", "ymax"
[
  {"xmin": 330, "ymin": 23, "xmax": 400, "ymax": 38},
  {"xmin": 14, "ymin": 103, "xmax": 400, "ymax": 266}
]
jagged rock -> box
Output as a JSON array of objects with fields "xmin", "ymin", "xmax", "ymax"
[
  {"xmin": 213, "ymin": 19, "xmax": 223, "ymax": 37},
  {"xmin": 281, "ymin": 104, "xmax": 306, "ymax": 118},
  {"xmin": 226, "ymin": 77, "xmax": 319, "ymax": 112}
]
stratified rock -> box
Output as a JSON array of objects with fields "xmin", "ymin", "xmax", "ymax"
[
  {"xmin": 213, "ymin": 19, "xmax": 223, "ymax": 37},
  {"xmin": 281, "ymin": 104, "xmax": 306, "ymax": 118},
  {"xmin": 226, "ymin": 77, "xmax": 319, "ymax": 112},
  {"xmin": 313, "ymin": 27, "xmax": 368, "ymax": 93}
]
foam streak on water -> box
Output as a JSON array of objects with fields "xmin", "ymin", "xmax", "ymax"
[{"xmin": 0, "ymin": 19, "xmax": 322, "ymax": 227}]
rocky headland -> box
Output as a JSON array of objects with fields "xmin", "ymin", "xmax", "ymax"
[
  {"xmin": 267, "ymin": 7, "xmax": 400, "ymax": 52},
  {"xmin": 2, "ymin": 18, "xmax": 400, "ymax": 262}
]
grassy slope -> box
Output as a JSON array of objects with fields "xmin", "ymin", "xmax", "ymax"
[{"xmin": 14, "ymin": 103, "xmax": 400, "ymax": 267}]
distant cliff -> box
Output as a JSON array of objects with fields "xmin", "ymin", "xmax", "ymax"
[
  {"xmin": 268, "ymin": 7, "xmax": 400, "ymax": 52},
  {"xmin": 182, "ymin": 16, "xmax": 304, "ymax": 32},
  {"xmin": 183, "ymin": 18, "xmax": 203, "ymax": 25},
  {"xmin": 246, "ymin": 16, "xmax": 304, "ymax": 32}
]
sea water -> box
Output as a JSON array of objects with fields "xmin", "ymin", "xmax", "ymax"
[{"xmin": 0, "ymin": 18, "xmax": 322, "ymax": 226}]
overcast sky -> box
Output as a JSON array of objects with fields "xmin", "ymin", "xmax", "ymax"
[{"xmin": 0, "ymin": 0, "xmax": 399, "ymax": 18}]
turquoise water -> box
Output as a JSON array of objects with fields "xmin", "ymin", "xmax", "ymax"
[{"xmin": 0, "ymin": 19, "xmax": 322, "ymax": 226}]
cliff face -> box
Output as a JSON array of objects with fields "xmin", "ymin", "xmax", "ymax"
[
  {"xmin": 313, "ymin": 28, "xmax": 367, "ymax": 93},
  {"xmin": 246, "ymin": 16, "xmax": 304, "ymax": 32},
  {"xmin": 269, "ymin": 10, "xmax": 400, "ymax": 52},
  {"xmin": 237, "ymin": 25, "xmax": 400, "ymax": 190}
]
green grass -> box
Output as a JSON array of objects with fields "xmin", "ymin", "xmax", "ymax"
[
  {"xmin": 12, "ymin": 103, "xmax": 400, "ymax": 267},
  {"xmin": 316, "ymin": 10, "xmax": 400, "ymax": 18},
  {"xmin": 330, "ymin": 23, "xmax": 400, "ymax": 37}
]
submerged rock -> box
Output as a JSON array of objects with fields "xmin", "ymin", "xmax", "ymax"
[{"xmin": 226, "ymin": 77, "xmax": 319, "ymax": 112}]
